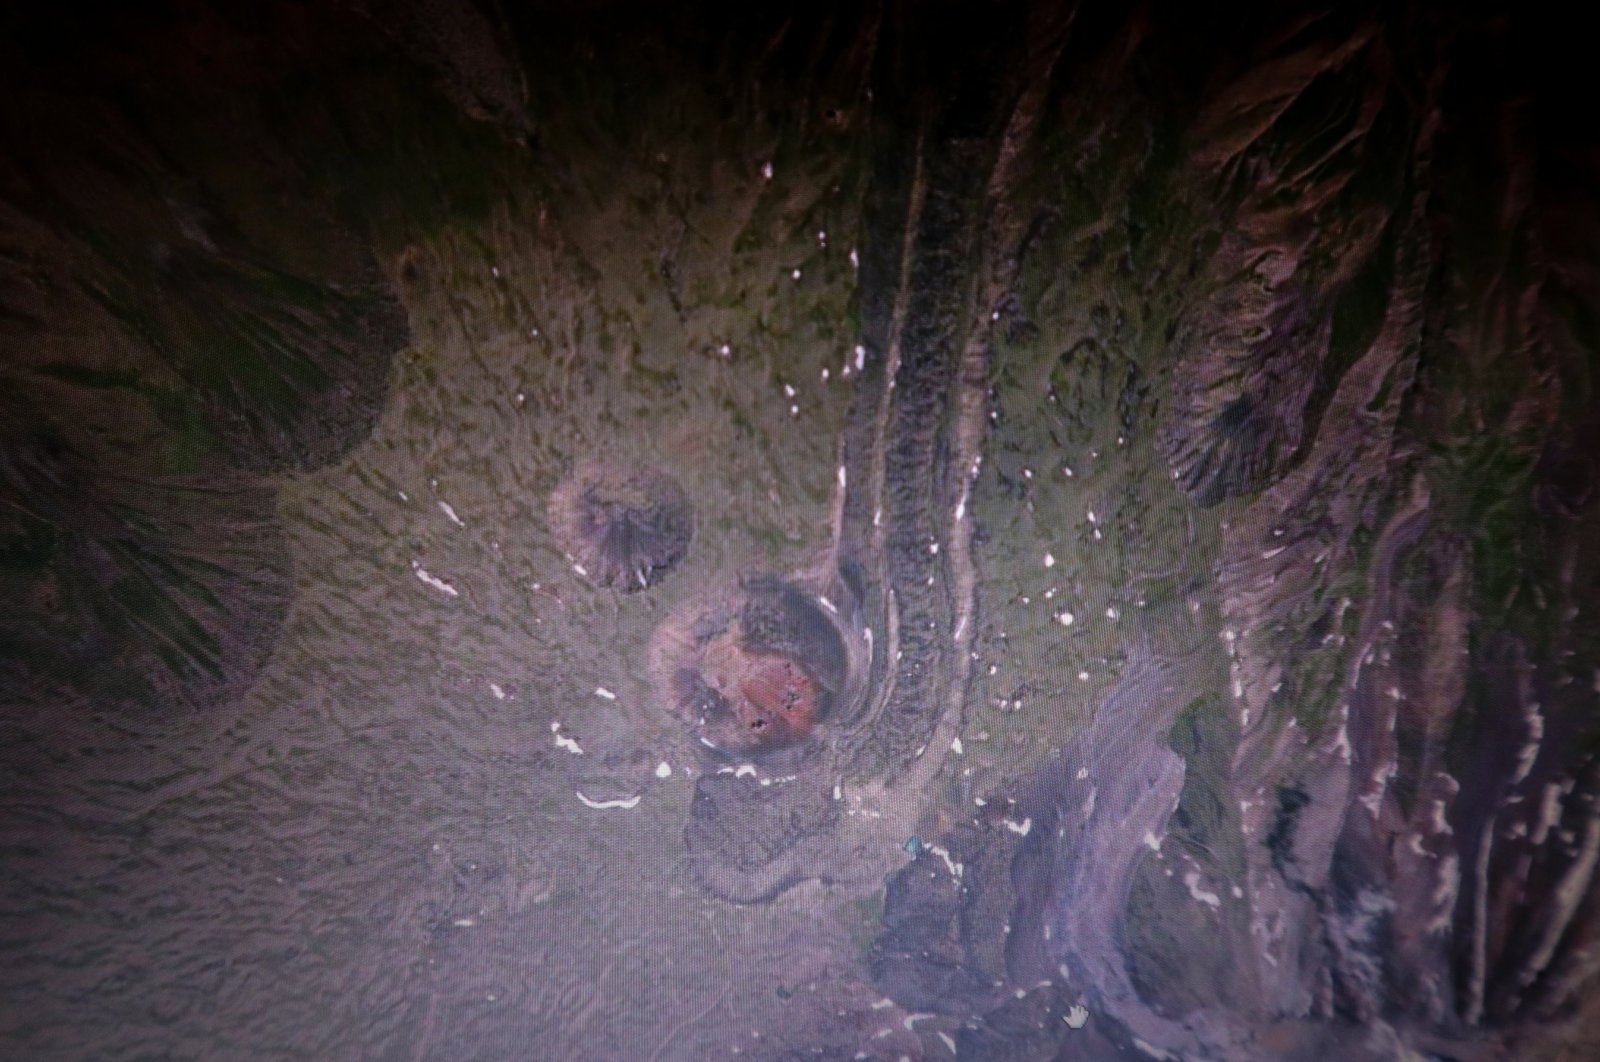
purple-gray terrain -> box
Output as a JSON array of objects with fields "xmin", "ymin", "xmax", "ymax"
[{"xmin": 2, "ymin": 2, "xmax": 1595, "ymax": 1059}]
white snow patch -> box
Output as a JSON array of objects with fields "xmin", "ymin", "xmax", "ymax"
[
  {"xmin": 1359, "ymin": 763, "xmax": 1396, "ymax": 818},
  {"xmin": 576, "ymin": 791, "xmax": 640, "ymax": 810},
  {"xmin": 413, "ymin": 566, "xmax": 459, "ymax": 597},
  {"xmin": 437, "ymin": 500, "xmax": 465, "ymax": 526},
  {"xmin": 1332, "ymin": 724, "xmax": 1352, "ymax": 762},
  {"xmin": 550, "ymin": 723, "xmax": 583, "ymax": 755},
  {"xmin": 1183, "ymin": 871, "xmax": 1222, "ymax": 908},
  {"xmin": 926, "ymin": 844, "xmax": 963, "ymax": 879}
]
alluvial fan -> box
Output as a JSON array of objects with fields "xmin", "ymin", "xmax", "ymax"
[{"xmin": 0, "ymin": 422, "xmax": 292, "ymax": 718}]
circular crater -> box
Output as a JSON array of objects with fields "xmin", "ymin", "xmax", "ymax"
[
  {"xmin": 549, "ymin": 463, "xmax": 693, "ymax": 591},
  {"xmin": 653, "ymin": 576, "xmax": 859, "ymax": 756}
]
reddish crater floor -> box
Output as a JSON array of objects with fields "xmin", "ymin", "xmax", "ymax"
[{"xmin": 690, "ymin": 633, "xmax": 823, "ymax": 752}]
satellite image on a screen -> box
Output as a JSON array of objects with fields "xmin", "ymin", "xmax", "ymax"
[{"xmin": 2, "ymin": 2, "xmax": 1597, "ymax": 1059}]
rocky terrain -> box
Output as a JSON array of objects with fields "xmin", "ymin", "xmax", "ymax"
[{"xmin": 2, "ymin": 2, "xmax": 1596, "ymax": 1059}]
